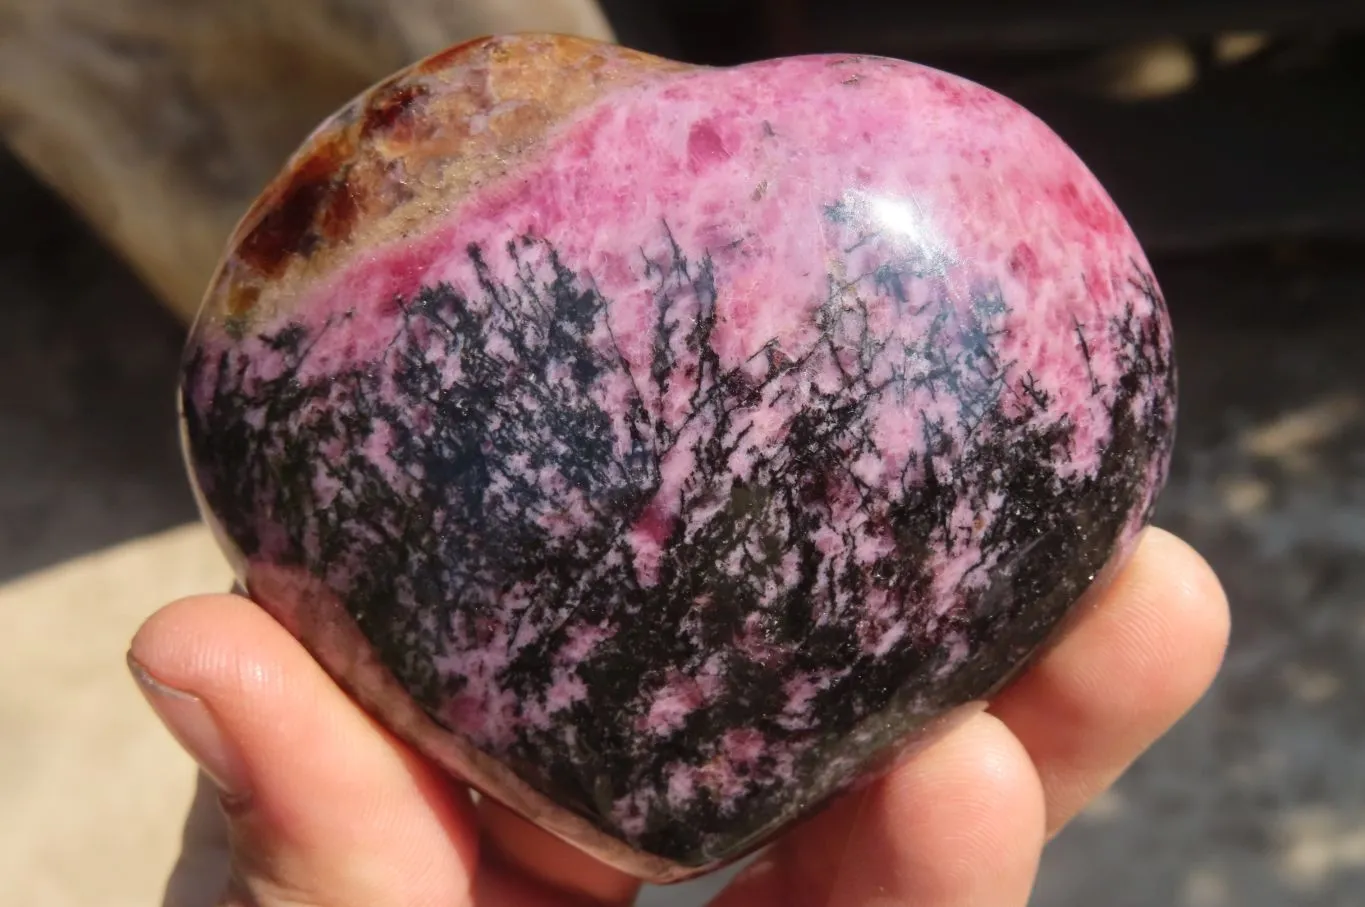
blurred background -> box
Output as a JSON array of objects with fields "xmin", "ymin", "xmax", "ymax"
[{"xmin": 1, "ymin": 1, "xmax": 1362, "ymax": 905}]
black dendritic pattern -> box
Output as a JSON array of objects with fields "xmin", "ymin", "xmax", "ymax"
[{"xmin": 182, "ymin": 228, "xmax": 1174, "ymax": 865}]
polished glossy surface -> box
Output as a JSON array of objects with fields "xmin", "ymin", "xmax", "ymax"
[{"xmin": 180, "ymin": 35, "xmax": 1175, "ymax": 881}]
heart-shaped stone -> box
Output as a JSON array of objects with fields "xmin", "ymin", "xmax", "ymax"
[{"xmin": 179, "ymin": 34, "xmax": 1175, "ymax": 882}]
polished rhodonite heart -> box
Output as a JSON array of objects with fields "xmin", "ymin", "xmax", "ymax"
[{"xmin": 179, "ymin": 34, "xmax": 1176, "ymax": 881}]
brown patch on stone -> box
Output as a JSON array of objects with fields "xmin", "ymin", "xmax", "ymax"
[
  {"xmin": 235, "ymin": 132, "xmax": 355, "ymax": 277},
  {"xmin": 317, "ymin": 168, "xmax": 361, "ymax": 244},
  {"xmin": 225, "ymin": 283, "xmax": 260, "ymax": 319},
  {"xmin": 206, "ymin": 35, "xmax": 692, "ymax": 327},
  {"xmin": 361, "ymin": 82, "xmax": 430, "ymax": 139},
  {"xmin": 416, "ymin": 36, "xmax": 498, "ymax": 75}
]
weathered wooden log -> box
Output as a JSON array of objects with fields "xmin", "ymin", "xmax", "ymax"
[{"xmin": 0, "ymin": 0, "xmax": 613, "ymax": 321}]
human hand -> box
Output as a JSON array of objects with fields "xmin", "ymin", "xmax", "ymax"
[{"xmin": 128, "ymin": 527, "xmax": 1227, "ymax": 907}]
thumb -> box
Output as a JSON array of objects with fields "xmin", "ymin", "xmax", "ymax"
[{"xmin": 128, "ymin": 593, "xmax": 479, "ymax": 907}]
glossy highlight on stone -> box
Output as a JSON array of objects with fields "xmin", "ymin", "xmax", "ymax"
[{"xmin": 179, "ymin": 35, "xmax": 1176, "ymax": 881}]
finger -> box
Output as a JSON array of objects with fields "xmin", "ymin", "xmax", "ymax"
[
  {"xmin": 989, "ymin": 527, "xmax": 1230, "ymax": 836},
  {"xmin": 713, "ymin": 712, "xmax": 1046, "ymax": 907},
  {"xmin": 129, "ymin": 593, "xmax": 480, "ymax": 907},
  {"xmin": 476, "ymin": 799, "xmax": 642, "ymax": 905}
]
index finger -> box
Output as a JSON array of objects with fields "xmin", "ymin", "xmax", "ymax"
[{"xmin": 988, "ymin": 527, "xmax": 1230, "ymax": 835}]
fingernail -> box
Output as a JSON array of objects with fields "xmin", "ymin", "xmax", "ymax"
[{"xmin": 127, "ymin": 653, "xmax": 251, "ymax": 798}]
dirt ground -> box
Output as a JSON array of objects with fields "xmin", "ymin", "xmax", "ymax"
[{"xmin": 1, "ymin": 139, "xmax": 1362, "ymax": 906}]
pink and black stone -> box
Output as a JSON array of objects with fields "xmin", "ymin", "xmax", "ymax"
[{"xmin": 179, "ymin": 35, "xmax": 1175, "ymax": 881}]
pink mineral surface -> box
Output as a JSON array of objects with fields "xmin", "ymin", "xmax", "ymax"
[{"xmin": 180, "ymin": 35, "xmax": 1175, "ymax": 880}]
